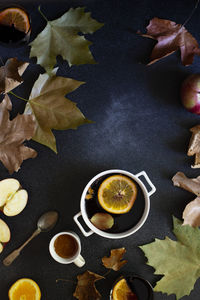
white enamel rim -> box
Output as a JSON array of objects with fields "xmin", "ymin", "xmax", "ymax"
[
  {"xmin": 74, "ymin": 169, "xmax": 156, "ymax": 239},
  {"xmin": 49, "ymin": 231, "xmax": 81, "ymax": 264}
]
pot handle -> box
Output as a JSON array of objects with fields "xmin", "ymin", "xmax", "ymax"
[
  {"xmin": 135, "ymin": 171, "xmax": 156, "ymax": 196},
  {"xmin": 73, "ymin": 212, "xmax": 94, "ymax": 237}
]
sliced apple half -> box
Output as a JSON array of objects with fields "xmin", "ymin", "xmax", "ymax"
[
  {"xmin": 0, "ymin": 179, "xmax": 20, "ymax": 207},
  {"xmin": 3, "ymin": 189, "xmax": 28, "ymax": 217},
  {"xmin": 0, "ymin": 178, "xmax": 28, "ymax": 216}
]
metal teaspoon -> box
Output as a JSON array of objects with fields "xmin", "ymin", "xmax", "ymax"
[{"xmin": 3, "ymin": 211, "xmax": 59, "ymax": 266}]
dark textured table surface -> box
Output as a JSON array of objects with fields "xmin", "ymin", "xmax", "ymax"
[{"xmin": 0, "ymin": 0, "xmax": 200, "ymax": 299}]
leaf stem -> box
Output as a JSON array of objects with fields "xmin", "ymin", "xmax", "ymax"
[
  {"xmin": 102, "ymin": 269, "xmax": 111, "ymax": 277},
  {"xmin": 38, "ymin": 6, "xmax": 49, "ymax": 23},
  {"xmin": 9, "ymin": 91, "xmax": 28, "ymax": 102},
  {"xmin": 182, "ymin": 0, "xmax": 199, "ymax": 27}
]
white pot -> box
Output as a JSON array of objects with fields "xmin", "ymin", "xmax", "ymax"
[{"xmin": 73, "ymin": 169, "xmax": 156, "ymax": 239}]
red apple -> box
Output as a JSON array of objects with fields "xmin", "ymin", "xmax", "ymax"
[{"xmin": 181, "ymin": 74, "xmax": 200, "ymax": 114}]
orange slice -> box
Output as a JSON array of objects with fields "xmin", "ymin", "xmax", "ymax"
[
  {"xmin": 0, "ymin": 7, "xmax": 30, "ymax": 33},
  {"xmin": 112, "ymin": 278, "xmax": 138, "ymax": 300},
  {"xmin": 8, "ymin": 278, "xmax": 41, "ymax": 300},
  {"xmin": 98, "ymin": 175, "xmax": 137, "ymax": 214}
]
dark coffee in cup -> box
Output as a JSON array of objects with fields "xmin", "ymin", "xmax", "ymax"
[{"xmin": 54, "ymin": 234, "xmax": 78, "ymax": 259}]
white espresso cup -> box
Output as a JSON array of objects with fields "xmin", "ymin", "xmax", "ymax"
[{"xmin": 49, "ymin": 231, "xmax": 85, "ymax": 267}]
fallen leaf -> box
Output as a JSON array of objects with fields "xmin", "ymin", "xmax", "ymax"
[
  {"xmin": 73, "ymin": 270, "xmax": 104, "ymax": 300},
  {"xmin": 102, "ymin": 247, "xmax": 127, "ymax": 271},
  {"xmin": 0, "ymin": 95, "xmax": 37, "ymax": 174},
  {"xmin": 24, "ymin": 70, "xmax": 91, "ymax": 153},
  {"xmin": 138, "ymin": 17, "xmax": 200, "ymax": 66},
  {"xmin": 0, "ymin": 58, "xmax": 29, "ymax": 94},
  {"xmin": 172, "ymin": 172, "xmax": 200, "ymax": 196},
  {"xmin": 140, "ymin": 216, "xmax": 200, "ymax": 299},
  {"xmin": 183, "ymin": 197, "xmax": 200, "ymax": 227},
  {"xmin": 30, "ymin": 7, "xmax": 104, "ymax": 73},
  {"xmin": 187, "ymin": 125, "xmax": 200, "ymax": 168}
]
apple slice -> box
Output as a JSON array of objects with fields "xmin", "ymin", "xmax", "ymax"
[
  {"xmin": 3, "ymin": 189, "xmax": 28, "ymax": 217},
  {"xmin": 0, "ymin": 179, "xmax": 20, "ymax": 207},
  {"xmin": 0, "ymin": 178, "xmax": 28, "ymax": 216},
  {"xmin": 0, "ymin": 219, "xmax": 10, "ymax": 243},
  {"xmin": 0, "ymin": 242, "xmax": 3, "ymax": 253}
]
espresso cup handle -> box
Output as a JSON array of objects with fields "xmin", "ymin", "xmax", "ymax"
[
  {"xmin": 135, "ymin": 171, "xmax": 156, "ymax": 196},
  {"xmin": 73, "ymin": 254, "xmax": 85, "ymax": 267},
  {"xmin": 73, "ymin": 212, "xmax": 93, "ymax": 237}
]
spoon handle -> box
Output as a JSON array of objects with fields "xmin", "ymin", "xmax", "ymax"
[{"xmin": 3, "ymin": 228, "xmax": 41, "ymax": 266}]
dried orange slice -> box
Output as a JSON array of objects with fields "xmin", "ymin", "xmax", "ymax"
[
  {"xmin": 112, "ymin": 278, "xmax": 137, "ymax": 300},
  {"xmin": 0, "ymin": 7, "xmax": 30, "ymax": 33},
  {"xmin": 8, "ymin": 278, "xmax": 41, "ymax": 300},
  {"xmin": 98, "ymin": 175, "xmax": 137, "ymax": 214}
]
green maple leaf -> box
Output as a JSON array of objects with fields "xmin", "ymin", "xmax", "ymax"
[
  {"xmin": 30, "ymin": 7, "xmax": 104, "ymax": 73},
  {"xmin": 140, "ymin": 216, "xmax": 200, "ymax": 300},
  {"xmin": 24, "ymin": 70, "xmax": 91, "ymax": 153}
]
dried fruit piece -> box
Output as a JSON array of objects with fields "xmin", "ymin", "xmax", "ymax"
[
  {"xmin": 90, "ymin": 213, "xmax": 114, "ymax": 230},
  {"xmin": 187, "ymin": 125, "xmax": 200, "ymax": 168},
  {"xmin": 112, "ymin": 278, "xmax": 137, "ymax": 300},
  {"xmin": 85, "ymin": 186, "xmax": 94, "ymax": 200},
  {"xmin": 8, "ymin": 278, "xmax": 41, "ymax": 300},
  {"xmin": 183, "ymin": 197, "xmax": 200, "ymax": 227},
  {"xmin": 88, "ymin": 187, "xmax": 94, "ymax": 195},
  {"xmin": 98, "ymin": 175, "xmax": 137, "ymax": 214},
  {"xmin": 172, "ymin": 172, "xmax": 200, "ymax": 196},
  {"xmin": 0, "ymin": 7, "xmax": 30, "ymax": 33},
  {"xmin": 102, "ymin": 248, "xmax": 127, "ymax": 271},
  {"xmin": 85, "ymin": 194, "xmax": 93, "ymax": 200}
]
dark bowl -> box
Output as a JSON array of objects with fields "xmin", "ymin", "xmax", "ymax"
[
  {"xmin": 110, "ymin": 274, "xmax": 154, "ymax": 300},
  {"xmin": 0, "ymin": 5, "xmax": 31, "ymax": 48}
]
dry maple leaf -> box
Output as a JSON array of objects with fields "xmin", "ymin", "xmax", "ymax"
[
  {"xmin": 0, "ymin": 94, "xmax": 37, "ymax": 174},
  {"xmin": 140, "ymin": 217, "xmax": 200, "ymax": 299},
  {"xmin": 0, "ymin": 58, "xmax": 29, "ymax": 94},
  {"xmin": 30, "ymin": 7, "xmax": 103, "ymax": 73},
  {"xmin": 172, "ymin": 172, "xmax": 200, "ymax": 196},
  {"xmin": 73, "ymin": 270, "xmax": 104, "ymax": 300},
  {"xmin": 102, "ymin": 247, "xmax": 127, "ymax": 271},
  {"xmin": 183, "ymin": 197, "xmax": 200, "ymax": 227},
  {"xmin": 24, "ymin": 70, "xmax": 90, "ymax": 153},
  {"xmin": 138, "ymin": 17, "xmax": 200, "ymax": 66}
]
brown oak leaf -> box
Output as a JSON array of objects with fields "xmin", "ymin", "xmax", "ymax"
[
  {"xmin": 102, "ymin": 247, "xmax": 127, "ymax": 271},
  {"xmin": 138, "ymin": 17, "xmax": 200, "ymax": 66},
  {"xmin": 73, "ymin": 270, "xmax": 104, "ymax": 300},
  {"xmin": 0, "ymin": 95, "xmax": 37, "ymax": 174},
  {"xmin": 0, "ymin": 58, "xmax": 29, "ymax": 94}
]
